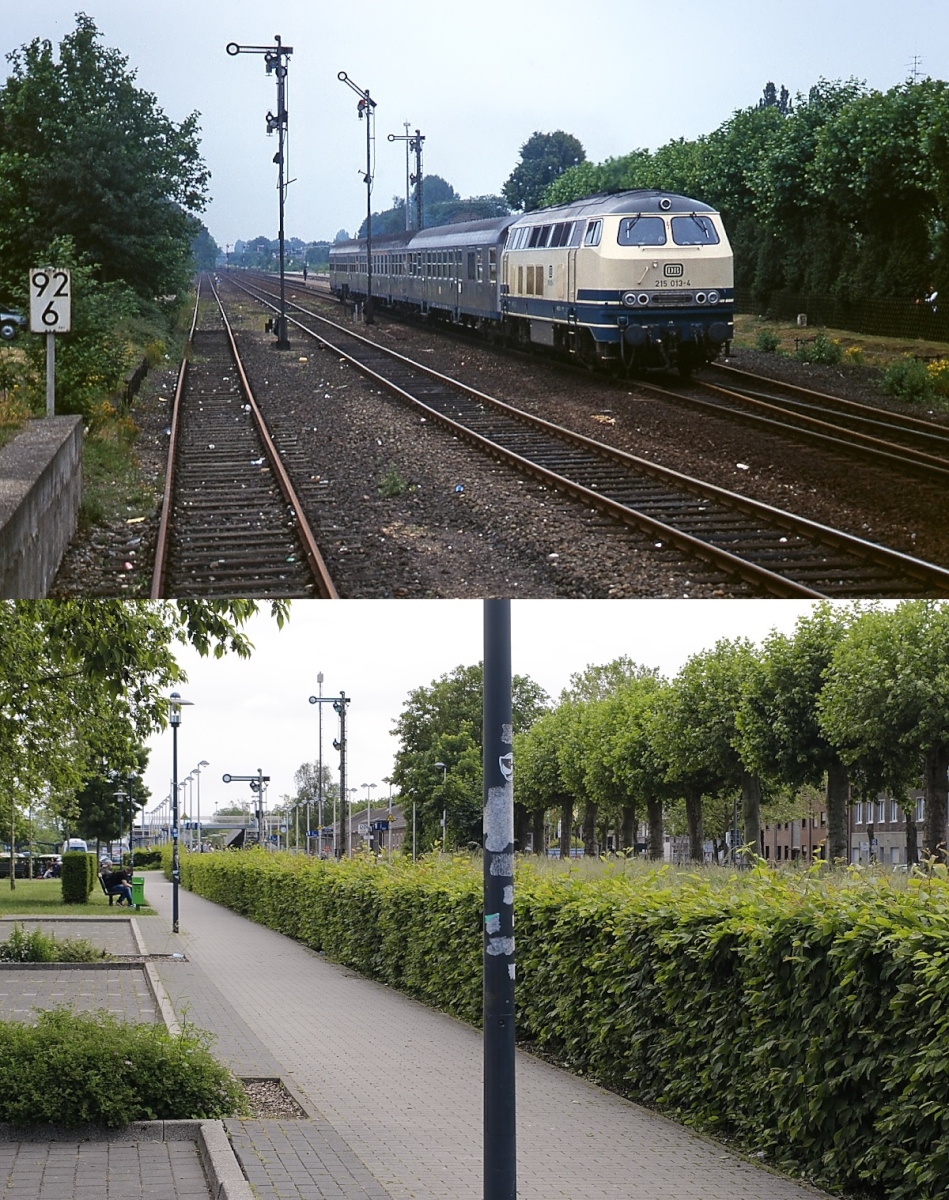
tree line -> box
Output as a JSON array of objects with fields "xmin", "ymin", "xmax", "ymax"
[
  {"xmin": 391, "ymin": 602, "xmax": 949, "ymax": 866},
  {"xmin": 541, "ymin": 78, "xmax": 949, "ymax": 309},
  {"xmin": 0, "ymin": 601, "xmax": 286, "ymax": 874}
]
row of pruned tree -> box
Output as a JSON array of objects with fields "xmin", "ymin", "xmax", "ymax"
[
  {"xmin": 514, "ymin": 601, "xmax": 949, "ymax": 865},
  {"xmin": 542, "ymin": 78, "xmax": 949, "ymax": 307}
]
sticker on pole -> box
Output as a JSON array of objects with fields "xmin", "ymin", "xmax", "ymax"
[{"xmin": 29, "ymin": 268, "xmax": 71, "ymax": 333}]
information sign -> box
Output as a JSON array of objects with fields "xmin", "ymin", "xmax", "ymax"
[{"xmin": 29, "ymin": 267, "xmax": 71, "ymax": 333}]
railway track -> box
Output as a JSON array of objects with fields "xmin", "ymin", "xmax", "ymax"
[
  {"xmin": 637, "ymin": 361, "xmax": 949, "ymax": 484},
  {"xmin": 218, "ymin": 274, "xmax": 949, "ymax": 598},
  {"xmin": 150, "ymin": 279, "xmax": 337, "ymax": 599}
]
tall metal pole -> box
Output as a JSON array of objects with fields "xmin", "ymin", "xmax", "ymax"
[
  {"xmin": 335, "ymin": 692, "xmax": 349, "ymax": 857},
  {"xmin": 413, "ymin": 130, "xmax": 425, "ymax": 231},
  {"xmin": 338, "ymin": 72, "xmax": 377, "ymax": 324},
  {"xmin": 483, "ymin": 599, "xmax": 515, "ymax": 1200},
  {"xmin": 318, "ymin": 672, "xmax": 324, "ymax": 857},
  {"xmin": 226, "ymin": 37, "xmax": 293, "ymax": 349}
]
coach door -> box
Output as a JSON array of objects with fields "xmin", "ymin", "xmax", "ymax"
[{"xmin": 567, "ymin": 248, "xmax": 578, "ymax": 303}]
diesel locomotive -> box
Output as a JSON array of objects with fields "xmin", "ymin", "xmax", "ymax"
[{"xmin": 328, "ymin": 189, "xmax": 734, "ymax": 375}]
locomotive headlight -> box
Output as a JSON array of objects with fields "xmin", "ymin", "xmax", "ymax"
[
  {"xmin": 638, "ymin": 294, "xmax": 650, "ymax": 306},
  {"xmin": 622, "ymin": 291, "xmax": 638, "ymax": 307},
  {"xmin": 707, "ymin": 291, "xmax": 720, "ymax": 304},
  {"xmin": 695, "ymin": 292, "xmax": 707, "ymax": 304}
]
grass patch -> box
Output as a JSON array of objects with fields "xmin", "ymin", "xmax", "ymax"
[
  {"xmin": 732, "ymin": 312, "xmax": 949, "ymax": 369},
  {"xmin": 0, "ymin": 878, "xmax": 154, "ymax": 916}
]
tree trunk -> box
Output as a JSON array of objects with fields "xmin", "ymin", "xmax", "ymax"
[
  {"xmin": 513, "ymin": 802, "xmax": 529, "ymax": 853},
  {"xmin": 581, "ymin": 800, "xmax": 599, "ymax": 858},
  {"xmin": 685, "ymin": 787, "xmax": 704, "ymax": 863},
  {"xmin": 904, "ymin": 808, "xmax": 919, "ymax": 867},
  {"xmin": 825, "ymin": 757, "xmax": 850, "ymax": 862},
  {"xmin": 922, "ymin": 745, "xmax": 949, "ymax": 861},
  {"xmin": 559, "ymin": 795, "xmax": 573, "ymax": 860},
  {"xmin": 647, "ymin": 797, "xmax": 664, "ymax": 860},
  {"xmin": 740, "ymin": 771, "xmax": 762, "ymax": 866},
  {"xmin": 531, "ymin": 807, "xmax": 546, "ymax": 856},
  {"xmin": 620, "ymin": 805, "xmax": 636, "ymax": 852}
]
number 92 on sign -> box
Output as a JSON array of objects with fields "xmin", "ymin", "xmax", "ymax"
[{"xmin": 29, "ymin": 268, "xmax": 71, "ymax": 334}]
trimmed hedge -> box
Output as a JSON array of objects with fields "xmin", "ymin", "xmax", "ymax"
[
  {"xmin": 175, "ymin": 849, "xmax": 949, "ymax": 1198},
  {"xmin": 61, "ymin": 852, "xmax": 94, "ymax": 904}
]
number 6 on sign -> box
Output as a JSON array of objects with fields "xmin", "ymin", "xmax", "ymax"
[{"xmin": 29, "ymin": 268, "xmax": 71, "ymax": 333}]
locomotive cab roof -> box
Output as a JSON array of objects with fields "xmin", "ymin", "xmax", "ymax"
[{"xmin": 510, "ymin": 190, "xmax": 718, "ymax": 225}]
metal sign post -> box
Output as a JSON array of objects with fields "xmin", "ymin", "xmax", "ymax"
[{"xmin": 29, "ymin": 268, "xmax": 71, "ymax": 416}]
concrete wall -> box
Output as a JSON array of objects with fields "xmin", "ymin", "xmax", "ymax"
[{"xmin": 0, "ymin": 416, "xmax": 83, "ymax": 597}]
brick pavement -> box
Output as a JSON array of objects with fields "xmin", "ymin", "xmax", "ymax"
[
  {"xmin": 136, "ymin": 870, "xmax": 834, "ymax": 1200},
  {"xmin": 0, "ymin": 1138, "xmax": 211, "ymax": 1200},
  {"xmin": 0, "ymin": 963, "xmax": 157, "ymax": 1025}
]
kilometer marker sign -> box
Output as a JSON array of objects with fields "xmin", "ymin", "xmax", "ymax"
[{"xmin": 29, "ymin": 267, "xmax": 71, "ymax": 417}]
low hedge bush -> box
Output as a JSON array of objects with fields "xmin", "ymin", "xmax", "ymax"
[
  {"xmin": 176, "ymin": 850, "xmax": 949, "ymax": 1198},
  {"xmin": 0, "ymin": 1008, "xmax": 248, "ymax": 1127},
  {"xmin": 0, "ymin": 925, "xmax": 106, "ymax": 962}
]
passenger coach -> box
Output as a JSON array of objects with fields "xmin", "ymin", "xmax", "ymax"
[{"xmin": 329, "ymin": 190, "xmax": 734, "ymax": 375}]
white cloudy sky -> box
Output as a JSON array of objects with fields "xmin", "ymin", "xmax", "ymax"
[
  {"xmin": 3, "ymin": 1, "xmax": 946, "ymax": 248},
  {"xmin": 140, "ymin": 598, "xmax": 836, "ymax": 823}
]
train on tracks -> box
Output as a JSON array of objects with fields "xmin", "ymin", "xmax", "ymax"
[{"xmin": 329, "ymin": 189, "xmax": 734, "ymax": 375}]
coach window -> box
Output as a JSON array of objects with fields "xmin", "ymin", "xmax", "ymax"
[
  {"xmin": 489, "ymin": 248, "xmax": 498, "ymax": 284},
  {"xmin": 671, "ymin": 215, "xmax": 720, "ymax": 245},
  {"xmin": 617, "ymin": 216, "xmax": 666, "ymax": 246},
  {"xmin": 467, "ymin": 251, "xmax": 477, "ymax": 281},
  {"xmin": 477, "ymin": 250, "xmax": 484, "ymax": 283},
  {"xmin": 568, "ymin": 222, "xmax": 583, "ymax": 247},
  {"xmin": 583, "ymin": 219, "xmax": 603, "ymax": 247}
]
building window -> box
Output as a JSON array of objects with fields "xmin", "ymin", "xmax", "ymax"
[
  {"xmin": 877, "ymin": 800, "xmax": 886, "ymax": 823},
  {"xmin": 890, "ymin": 799, "xmax": 899, "ymax": 823},
  {"xmin": 855, "ymin": 802, "xmax": 863, "ymax": 825},
  {"xmin": 917, "ymin": 797, "xmax": 925, "ymax": 822}
]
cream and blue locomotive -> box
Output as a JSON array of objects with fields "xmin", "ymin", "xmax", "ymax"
[{"xmin": 328, "ymin": 190, "xmax": 734, "ymax": 374}]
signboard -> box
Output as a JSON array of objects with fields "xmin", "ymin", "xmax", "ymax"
[{"xmin": 29, "ymin": 268, "xmax": 71, "ymax": 333}]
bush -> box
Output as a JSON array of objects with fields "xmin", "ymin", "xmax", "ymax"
[
  {"xmin": 883, "ymin": 356, "xmax": 936, "ymax": 404},
  {"xmin": 132, "ymin": 850, "xmax": 162, "ymax": 869},
  {"xmin": 0, "ymin": 1009, "xmax": 248, "ymax": 1127},
  {"xmin": 176, "ymin": 852, "xmax": 949, "ymax": 1198},
  {"xmin": 754, "ymin": 328, "xmax": 780, "ymax": 353},
  {"xmin": 60, "ymin": 852, "xmax": 94, "ymax": 904},
  {"xmin": 794, "ymin": 330, "xmax": 842, "ymax": 364},
  {"xmin": 0, "ymin": 925, "xmax": 106, "ymax": 962}
]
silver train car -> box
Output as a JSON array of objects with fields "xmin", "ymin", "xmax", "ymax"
[{"xmin": 329, "ymin": 190, "xmax": 734, "ymax": 374}]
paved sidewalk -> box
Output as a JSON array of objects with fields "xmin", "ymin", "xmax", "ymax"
[{"xmin": 135, "ymin": 871, "xmax": 833, "ymax": 1200}]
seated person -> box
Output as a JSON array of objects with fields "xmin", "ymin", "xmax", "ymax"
[{"xmin": 100, "ymin": 863, "xmax": 134, "ymax": 906}]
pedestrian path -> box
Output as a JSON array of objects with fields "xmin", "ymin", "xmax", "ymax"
[{"xmin": 136, "ymin": 871, "xmax": 833, "ymax": 1200}]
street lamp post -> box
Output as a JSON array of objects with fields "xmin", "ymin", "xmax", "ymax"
[
  {"xmin": 167, "ymin": 692, "xmax": 194, "ymax": 934},
  {"xmin": 435, "ymin": 762, "xmax": 448, "ymax": 852},
  {"xmin": 194, "ymin": 760, "xmax": 209, "ymax": 853},
  {"xmin": 338, "ymin": 71, "xmax": 377, "ymax": 323},
  {"xmin": 361, "ymin": 783, "xmax": 376, "ymax": 851}
]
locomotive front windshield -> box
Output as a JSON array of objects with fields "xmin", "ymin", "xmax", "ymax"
[
  {"xmin": 617, "ymin": 216, "xmax": 666, "ymax": 246},
  {"xmin": 670, "ymin": 215, "xmax": 720, "ymax": 245}
]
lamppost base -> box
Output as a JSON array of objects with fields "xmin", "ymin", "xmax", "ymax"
[{"xmin": 274, "ymin": 338, "xmax": 292, "ymax": 350}]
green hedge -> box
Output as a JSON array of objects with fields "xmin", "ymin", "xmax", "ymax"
[
  {"xmin": 176, "ymin": 849, "xmax": 949, "ymax": 1198},
  {"xmin": 61, "ymin": 852, "xmax": 94, "ymax": 904}
]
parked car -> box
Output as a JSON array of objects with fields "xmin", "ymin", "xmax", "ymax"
[
  {"xmin": 0, "ymin": 308, "xmax": 26, "ymax": 341},
  {"xmin": 62, "ymin": 838, "xmax": 89, "ymax": 854}
]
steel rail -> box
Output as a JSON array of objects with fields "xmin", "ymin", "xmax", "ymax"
[
  {"xmin": 150, "ymin": 277, "xmax": 337, "ymax": 599},
  {"xmin": 224, "ymin": 275, "xmax": 949, "ymax": 598}
]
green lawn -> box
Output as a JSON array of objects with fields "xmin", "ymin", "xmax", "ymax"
[{"xmin": 0, "ymin": 878, "xmax": 155, "ymax": 916}]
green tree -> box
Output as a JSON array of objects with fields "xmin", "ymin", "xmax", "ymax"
[
  {"xmin": 818, "ymin": 601, "xmax": 949, "ymax": 863},
  {"xmin": 0, "ymin": 601, "xmax": 288, "ymax": 885},
  {"xmin": 0, "ymin": 14, "xmax": 209, "ymax": 299},
  {"xmin": 503, "ymin": 131, "xmax": 586, "ymax": 212},
  {"xmin": 390, "ymin": 663, "xmax": 548, "ymax": 850},
  {"xmin": 738, "ymin": 603, "xmax": 858, "ymax": 862},
  {"xmin": 513, "ymin": 706, "xmax": 577, "ymax": 855}
]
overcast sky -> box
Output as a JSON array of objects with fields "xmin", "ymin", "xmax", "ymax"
[
  {"xmin": 138, "ymin": 598, "xmax": 847, "ymax": 826},
  {"xmin": 3, "ymin": 1, "xmax": 946, "ymax": 249}
]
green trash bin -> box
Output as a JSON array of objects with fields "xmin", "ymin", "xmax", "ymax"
[{"xmin": 131, "ymin": 876, "xmax": 145, "ymax": 908}]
